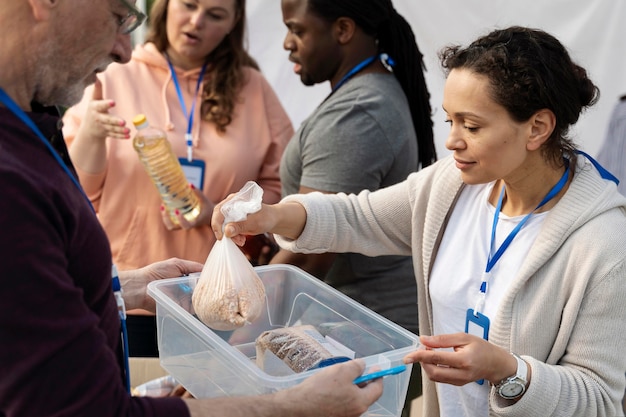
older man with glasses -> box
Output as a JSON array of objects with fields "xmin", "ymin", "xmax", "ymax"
[
  {"xmin": 0, "ymin": 1, "xmax": 382, "ymax": 417},
  {"xmin": 118, "ymin": 0, "xmax": 147, "ymax": 34}
]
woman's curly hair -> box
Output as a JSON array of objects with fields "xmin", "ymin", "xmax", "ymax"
[
  {"xmin": 439, "ymin": 26, "xmax": 599, "ymax": 166},
  {"xmin": 147, "ymin": 0, "xmax": 259, "ymax": 133}
]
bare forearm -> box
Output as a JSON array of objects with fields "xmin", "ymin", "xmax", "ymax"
[
  {"xmin": 183, "ymin": 391, "xmax": 295, "ymax": 417},
  {"xmin": 117, "ymin": 269, "xmax": 147, "ymax": 311},
  {"xmin": 214, "ymin": 200, "xmax": 307, "ymax": 243},
  {"xmin": 182, "ymin": 360, "xmax": 380, "ymax": 417},
  {"xmin": 268, "ymin": 202, "xmax": 307, "ymax": 240},
  {"xmin": 68, "ymin": 128, "xmax": 108, "ymax": 174}
]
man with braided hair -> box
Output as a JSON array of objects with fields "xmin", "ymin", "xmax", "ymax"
[{"xmin": 272, "ymin": 0, "xmax": 435, "ymax": 414}]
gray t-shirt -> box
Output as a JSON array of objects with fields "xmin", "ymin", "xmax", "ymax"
[{"xmin": 280, "ymin": 72, "xmax": 419, "ymax": 333}]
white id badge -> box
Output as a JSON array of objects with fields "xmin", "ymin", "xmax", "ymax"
[
  {"xmin": 179, "ymin": 158, "xmax": 205, "ymax": 190},
  {"xmin": 466, "ymin": 308, "xmax": 490, "ymax": 385}
]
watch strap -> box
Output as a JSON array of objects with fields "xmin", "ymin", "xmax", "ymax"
[
  {"xmin": 496, "ymin": 353, "xmax": 528, "ymax": 399},
  {"xmin": 512, "ymin": 353, "xmax": 527, "ymax": 383}
]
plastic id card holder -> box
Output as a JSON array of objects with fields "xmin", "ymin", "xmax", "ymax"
[
  {"xmin": 465, "ymin": 308, "xmax": 490, "ymax": 385},
  {"xmin": 179, "ymin": 158, "xmax": 205, "ymax": 190}
]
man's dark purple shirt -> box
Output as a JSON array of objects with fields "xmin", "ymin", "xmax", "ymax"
[{"xmin": 0, "ymin": 105, "xmax": 188, "ymax": 417}]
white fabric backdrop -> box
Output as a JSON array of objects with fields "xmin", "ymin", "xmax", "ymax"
[{"xmin": 245, "ymin": 0, "xmax": 626, "ymax": 159}]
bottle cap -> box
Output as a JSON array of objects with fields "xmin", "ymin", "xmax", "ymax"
[{"xmin": 132, "ymin": 114, "xmax": 147, "ymax": 127}]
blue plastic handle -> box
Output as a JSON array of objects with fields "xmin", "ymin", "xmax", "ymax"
[{"xmin": 353, "ymin": 364, "xmax": 407, "ymax": 385}]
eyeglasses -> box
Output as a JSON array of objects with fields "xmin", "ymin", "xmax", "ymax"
[{"xmin": 117, "ymin": 0, "xmax": 147, "ymax": 35}]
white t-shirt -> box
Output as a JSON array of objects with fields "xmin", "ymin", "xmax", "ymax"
[{"xmin": 429, "ymin": 182, "xmax": 548, "ymax": 417}]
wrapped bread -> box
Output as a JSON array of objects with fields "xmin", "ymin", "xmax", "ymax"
[{"xmin": 255, "ymin": 325, "xmax": 334, "ymax": 373}]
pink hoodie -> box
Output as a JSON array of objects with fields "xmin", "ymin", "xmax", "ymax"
[{"xmin": 63, "ymin": 43, "xmax": 293, "ymax": 270}]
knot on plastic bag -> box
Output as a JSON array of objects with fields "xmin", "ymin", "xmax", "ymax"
[{"xmin": 220, "ymin": 181, "xmax": 263, "ymax": 225}]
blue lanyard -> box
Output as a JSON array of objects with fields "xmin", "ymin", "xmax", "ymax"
[
  {"xmin": 166, "ymin": 56, "xmax": 209, "ymax": 162},
  {"xmin": 487, "ymin": 160, "xmax": 570, "ymax": 274},
  {"xmin": 486, "ymin": 153, "xmax": 617, "ymax": 275},
  {"xmin": 576, "ymin": 150, "xmax": 619, "ymax": 185},
  {"xmin": 332, "ymin": 55, "xmax": 379, "ymax": 92},
  {"xmin": 111, "ymin": 265, "xmax": 130, "ymax": 393},
  {"xmin": 0, "ymin": 88, "xmax": 94, "ymax": 212},
  {"xmin": 473, "ymin": 150, "xmax": 617, "ymax": 315},
  {"xmin": 474, "ymin": 160, "xmax": 570, "ymax": 314},
  {"xmin": 0, "ymin": 88, "xmax": 130, "ymax": 393}
]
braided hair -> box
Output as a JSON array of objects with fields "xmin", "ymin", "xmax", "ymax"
[{"xmin": 307, "ymin": 0, "xmax": 436, "ymax": 167}]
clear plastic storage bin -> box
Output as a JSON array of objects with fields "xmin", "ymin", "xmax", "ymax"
[{"xmin": 147, "ymin": 264, "xmax": 419, "ymax": 417}]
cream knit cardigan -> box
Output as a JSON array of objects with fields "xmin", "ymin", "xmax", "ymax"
[{"xmin": 278, "ymin": 155, "xmax": 626, "ymax": 417}]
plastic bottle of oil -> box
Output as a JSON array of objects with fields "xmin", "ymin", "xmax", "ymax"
[{"xmin": 132, "ymin": 114, "xmax": 200, "ymax": 225}]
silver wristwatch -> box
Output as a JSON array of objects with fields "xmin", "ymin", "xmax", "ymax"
[{"xmin": 496, "ymin": 353, "xmax": 528, "ymax": 400}]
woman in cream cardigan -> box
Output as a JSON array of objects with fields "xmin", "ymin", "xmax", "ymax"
[{"xmin": 211, "ymin": 26, "xmax": 626, "ymax": 417}]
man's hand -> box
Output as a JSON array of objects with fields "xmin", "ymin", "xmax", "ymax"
[
  {"xmin": 278, "ymin": 359, "xmax": 383, "ymax": 417},
  {"xmin": 119, "ymin": 258, "xmax": 203, "ymax": 312}
]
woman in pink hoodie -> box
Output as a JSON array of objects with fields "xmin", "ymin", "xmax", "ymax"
[{"xmin": 63, "ymin": 0, "xmax": 293, "ymax": 356}]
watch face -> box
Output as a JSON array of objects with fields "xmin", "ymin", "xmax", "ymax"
[{"xmin": 500, "ymin": 381, "xmax": 524, "ymax": 398}]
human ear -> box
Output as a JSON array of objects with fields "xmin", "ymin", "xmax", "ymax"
[
  {"xmin": 527, "ymin": 109, "xmax": 556, "ymax": 151},
  {"xmin": 28, "ymin": 0, "xmax": 57, "ymax": 21},
  {"xmin": 333, "ymin": 17, "xmax": 356, "ymax": 45}
]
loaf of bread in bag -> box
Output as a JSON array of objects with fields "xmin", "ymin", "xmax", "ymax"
[{"xmin": 255, "ymin": 325, "xmax": 333, "ymax": 373}]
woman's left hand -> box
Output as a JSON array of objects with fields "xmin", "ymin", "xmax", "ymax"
[
  {"xmin": 160, "ymin": 184, "xmax": 215, "ymax": 231},
  {"xmin": 403, "ymin": 333, "xmax": 518, "ymax": 386}
]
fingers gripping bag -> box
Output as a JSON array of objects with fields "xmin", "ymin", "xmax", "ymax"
[{"xmin": 192, "ymin": 182, "xmax": 266, "ymax": 331}]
